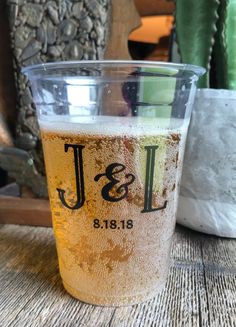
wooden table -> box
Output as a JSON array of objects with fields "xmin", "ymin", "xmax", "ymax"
[{"xmin": 0, "ymin": 224, "xmax": 236, "ymax": 327}]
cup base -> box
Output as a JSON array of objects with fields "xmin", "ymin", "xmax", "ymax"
[{"xmin": 62, "ymin": 280, "xmax": 166, "ymax": 307}]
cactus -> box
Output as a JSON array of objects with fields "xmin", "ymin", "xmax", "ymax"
[
  {"xmin": 175, "ymin": 0, "xmax": 220, "ymax": 88},
  {"xmin": 225, "ymin": 0, "xmax": 236, "ymax": 89},
  {"xmin": 211, "ymin": 0, "xmax": 228, "ymax": 88},
  {"xmin": 175, "ymin": 0, "xmax": 236, "ymax": 89}
]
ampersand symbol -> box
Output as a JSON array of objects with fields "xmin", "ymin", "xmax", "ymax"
[{"xmin": 94, "ymin": 163, "xmax": 135, "ymax": 202}]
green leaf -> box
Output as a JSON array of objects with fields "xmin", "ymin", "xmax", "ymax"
[{"xmin": 175, "ymin": 0, "xmax": 220, "ymax": 88}]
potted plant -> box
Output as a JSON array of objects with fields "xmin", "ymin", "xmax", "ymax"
[{"xmin": 174, "ymin": 0, "xmax": 236, "ymax": 237}]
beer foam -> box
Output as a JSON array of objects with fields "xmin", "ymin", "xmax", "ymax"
[{"xmin": 39, "ymin": 115, "xmax": 189, "ymax": 137}]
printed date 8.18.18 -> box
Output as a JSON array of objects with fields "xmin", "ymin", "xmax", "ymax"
[{"xmin": 93, "ymin": 219, "xmax": 134, "ymax": 230}]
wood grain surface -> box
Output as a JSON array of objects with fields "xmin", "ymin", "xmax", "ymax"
[
  {"xmin": 134, "ymin": 0, "xmax": 175, "ymax": 16},
  {"xmin": 0, "ymin": 224, "xmax": 235, "ymax": 326},
  {"xmin": 105, "ymin": 0, "xmax": 141, "ymax": 59},
  {"xmin": 0, "ymin": 196, "xmax": 51, "ymax": 227}
]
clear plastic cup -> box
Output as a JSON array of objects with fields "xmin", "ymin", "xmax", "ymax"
[{"xmin": 23, "ymin": 61, "xmax": 205, "ymax": 306}]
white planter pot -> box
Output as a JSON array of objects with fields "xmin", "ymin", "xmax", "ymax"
[{"xmin": 177, "ymin": 89, "xmax": 236, "ymax": 237}]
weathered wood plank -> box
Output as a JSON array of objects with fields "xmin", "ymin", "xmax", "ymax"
[
  {"xmin": 104, "ymin": 0, "xmax": 141, "ymax": 59},
  {"xmin": 134, "ymin": 0, "xmax": 175, "ymax": 16},
  {"xmin": 0, "ymin": 226, "xmax": 57, "ymax": 326},
  {"xmin": 0, "ymin": 225, "xmax": 236, "ymax": 327},
  {"xmin": 0, "ymin": 196, "xmax": 51, "ymax": 227}
]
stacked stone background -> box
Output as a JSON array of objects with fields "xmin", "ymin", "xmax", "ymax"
[{"xmin": 6, "ymin": 0, "xmax": 110, "ymax": 197}]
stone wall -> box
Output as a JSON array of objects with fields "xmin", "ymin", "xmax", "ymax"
[{"xmin": 5, "ymin": 0, "xmax": 110, "ymax": 197}]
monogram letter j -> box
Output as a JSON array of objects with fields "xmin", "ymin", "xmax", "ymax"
[{"xmin": 57, "ymin": 144, "xmax": 85, "ymax": 210}]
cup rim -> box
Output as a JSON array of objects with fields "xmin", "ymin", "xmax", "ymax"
[{"xmin": 22, "ymin": 60, "xmax": 206, "ymax": 79}]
